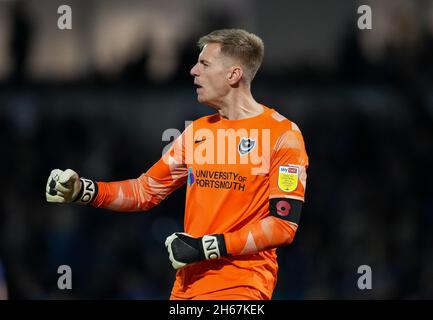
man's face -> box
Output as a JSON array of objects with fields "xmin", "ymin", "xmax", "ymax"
[{"xmin": 190, "ymin": 43, "xmax": 232, "ymax": 107}]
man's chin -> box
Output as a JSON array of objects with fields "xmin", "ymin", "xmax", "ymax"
[
  {"xmin": 197, "ymin": 95, "xmax": 208, "ymax": 105},
  {"xmin": 196, "ymin": 96, "xmax": 219, "ymax": 110}
]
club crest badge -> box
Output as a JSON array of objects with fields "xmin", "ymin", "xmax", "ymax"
[{"xmin": 238, "ymin": 137, "xmax": 256, "ymax": 156}]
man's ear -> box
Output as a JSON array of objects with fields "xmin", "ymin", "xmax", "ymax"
[{"xmin": 227, "ymin": 66, "xmax": 243, "ymax": 85}]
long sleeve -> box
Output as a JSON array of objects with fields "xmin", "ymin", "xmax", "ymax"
[
  {"xmin": 223, "ymin": 216, "xmax": 297, "ymax": 255},
  {"xmin": 91, "ymin": 127, "xmax": 189, "ymax": 212}
]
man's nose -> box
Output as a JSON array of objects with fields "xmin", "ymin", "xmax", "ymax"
[{"xmin": 190, "ymin": 64, "xmax": 199, "ymax": 77}]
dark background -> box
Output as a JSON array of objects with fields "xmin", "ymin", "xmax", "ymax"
[{"xmin": 0, "ymin": 0, "xmax": 432, "ymax": 299}]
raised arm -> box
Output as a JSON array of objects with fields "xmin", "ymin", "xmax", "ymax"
[{"xmin": 46, "ymin": 126, "xmax": 189, "ymax": 212}]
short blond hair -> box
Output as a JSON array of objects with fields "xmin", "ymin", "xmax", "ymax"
[{"xmin": 197, "ymin": 29, "xmax": 264, "ymax": 83}]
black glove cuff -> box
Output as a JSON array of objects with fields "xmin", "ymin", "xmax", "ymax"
[
  {"xmin": 74, "ymin": 178, "xmax": 97, "ymax": 205},
  {"xmin": 201, "ymin": 234, "xmax": 227, "ymax": 260}
]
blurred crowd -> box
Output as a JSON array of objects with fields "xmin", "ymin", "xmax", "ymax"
[{"xmin": 1, "ymin": 0, "xmax": 433, "ymax": 299}]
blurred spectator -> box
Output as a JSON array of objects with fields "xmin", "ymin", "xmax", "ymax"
[
  {"xmin": 9, "ymin": 0, "xmax": 34, "ymax": 83},
  {"xmin": 338, "ymin": 0, "xmax": 423, "ymax": 83},
  {"xmin": 0, "ymin": 260, "xmax": 8, "ymax": 300}
]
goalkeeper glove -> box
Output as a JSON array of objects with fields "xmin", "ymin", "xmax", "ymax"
[
  {"xmin": 165, "ymin": 232, "xmax": 227, "ymax": 270},
  {"xmin": 45, "ymin": 168, "xmax": 97, "ymax": 204}
]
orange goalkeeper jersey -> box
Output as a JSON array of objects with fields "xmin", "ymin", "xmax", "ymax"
[{"xmin": 92, "ymin": 105, "xmax": 309, "ymax": 299}]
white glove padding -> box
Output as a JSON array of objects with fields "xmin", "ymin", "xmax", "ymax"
[
  {"xmin": 165, "ymin": 233, "xmax": 190, "ymax": 270},
  {"xmin": 46, "ymin": 168, "xmax": 96, "ymax": 204}
]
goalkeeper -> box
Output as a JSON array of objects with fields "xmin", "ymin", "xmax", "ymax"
[{"xmin": 46, "ymin": 29, "xmax": 309, "ymax": 300}]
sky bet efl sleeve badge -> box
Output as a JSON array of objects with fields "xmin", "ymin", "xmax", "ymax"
[{"xmin": 278, "ymin": 165, "xmax": 299, "ymax": 192}]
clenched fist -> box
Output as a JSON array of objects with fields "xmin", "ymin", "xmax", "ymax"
[{"xmin": 46, "ymin": 169, "xmax": 96, "ymax": 204}]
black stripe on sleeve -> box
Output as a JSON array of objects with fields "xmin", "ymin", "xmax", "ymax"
[{"xmin": 269, "ymin": 198, "xmax": 302, "ymax": 224}]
